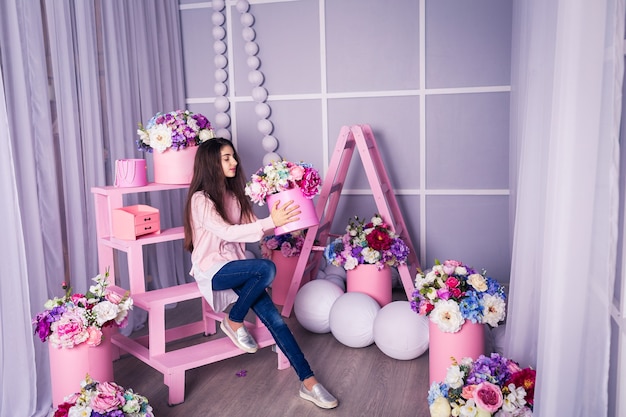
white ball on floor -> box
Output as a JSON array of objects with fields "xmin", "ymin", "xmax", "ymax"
[
  {"xmin": 323, "ymin": 274, "xmax": 346, "ymax": 292},
  {"xmin": 294, "ymin": 279, "xmax": 345, "ymax": 334},
  {"xmin": 324, "ymin": 264, "xmax": 347, "ymax": 279},
  {"xmin": 373, "ymin": 301, "xmax": 429, "ymax": 360},
  {"xmin": 329, "ymin": 292, "xmax": 380, "ymax": 348}
]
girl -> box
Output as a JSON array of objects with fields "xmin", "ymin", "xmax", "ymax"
[{"xmin": 183, "ymin": 138, "xmax": 338, "ymax": 409}]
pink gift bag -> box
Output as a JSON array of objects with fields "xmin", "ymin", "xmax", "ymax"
[{"xmin": 114, "ymin": 159, "xmax": 148, "ymax": 187}]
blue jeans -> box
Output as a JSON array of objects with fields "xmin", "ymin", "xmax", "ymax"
[{"xmin": 211, "ymin": 258, "xmax": 314, "ymax": 381}]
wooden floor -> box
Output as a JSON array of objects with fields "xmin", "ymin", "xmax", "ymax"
[{"xmin": 112, "ymin": 290, "xmax": 432, "ymax": 417}]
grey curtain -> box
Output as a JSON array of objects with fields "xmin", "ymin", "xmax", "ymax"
[{"xmin": 0, "ymin": 1, "xmax": 189, "ymax": 415}]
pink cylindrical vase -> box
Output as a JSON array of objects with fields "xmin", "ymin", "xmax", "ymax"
[
  {"xmin": 270, "ymin": 252, "xmax": 300, "ymax": 306},
  {"xmin": 152, "ymin": 146, "xmax": 198, "ymax": 184},
  {"xmin": 346, "ymin": 264, "xmax": 392, "ymax": 307},
  {"xmin": 428, "ymin": 320, "xmax": 485, "ymax": 384},
  {"xmin": 266, "ymin": 188, "xmax": 318, "ymax": 235},
  {"xmin": 48, "ymin": 331, "xmax": 115, "ymax": 406}
]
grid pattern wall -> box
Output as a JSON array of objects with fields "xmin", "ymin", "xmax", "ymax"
[{"xmin": 178, "ymin": 0, "xmax": 513, "ymax": 281}]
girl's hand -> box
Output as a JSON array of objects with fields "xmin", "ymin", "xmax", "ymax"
[{"xmin": 270, "ymin": 199, "xmax": 301, "ymax": 227}]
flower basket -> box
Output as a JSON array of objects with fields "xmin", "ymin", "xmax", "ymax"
[
  {"xmin": 346, "ymin": 264, "xmax": 392, "ymax": 307},
  {"xmin": 428, "ymin": 320, "xmax": 484, "ymax": 384},
  {"xmin": 152, "ymin": 145, "xmax": 197, "ymax": 184},
  {"xmin": 427, "ymin": 353, "xmax": 535, "ymax": 417},
  {"xmin": 52, "ymin": 375, "xmax": 154, "ymax": 416},
  {"xmin": 266, "ymin": 188, "xmax": 318, "ymax": 235},
  {"xmin": 261, "ymin": 231, "xmax": 307, "ymax": 305}
]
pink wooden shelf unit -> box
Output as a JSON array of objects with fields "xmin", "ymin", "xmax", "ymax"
[{"xmin": 91, "ymin": 182, "xmax": 288, "ymax": 405}]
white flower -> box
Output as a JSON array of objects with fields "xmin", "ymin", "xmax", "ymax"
[
  {"xmin": 68, "ymin": 405, "xmax": 92, "ymax": 417},
  {"xmin": 481, "ymin": 293, "xmax": 506, "ymax": 327},
  {"xmin": 501, "ymin": 384, "xmax": 527, "ymax": 412},
  {"xmin": 199, "ymin": 128, "xmax": 215, "ymax": 141},
  {"xmin": 371, "ymin": 215, "xmax": 383, "ymax": 226},
  {"xmin": 459, "ymin": 399, "xmax": 478, "ymax": 417},
  {"xmin": 91, "ymin": 300, "xmax": 119, "ymax": 326},
  {"xmin": 430, "ymin": 299, "xmax": 465, "ymax": 333},
  {"xmin": 362, "ymin": 247, "xmax": 380, "ymax": 264},
  {"xmin": 445, "ymin": 364, "xmax": 465, "ymax": 389},
  {"xmin": 430, "ymin": 396, "xmax": 452, "ymax": 417},
  {"xmin": 343, "ymin": 256, "xmax": 359, "ymax": 270},
  {"xmin": 137, "ymin": 128, "xmax": 150, "ymax": 146},
  {"xmin": 467, "ymin": 273, "xmax": 488, "ymax": 292},
  {"xmin": 455, "ymin": 266, "xmax": 468, "ymax": 276},
  {"xmin": 148, "ymin": 124, "xmax": 173, "ymax": 152}
]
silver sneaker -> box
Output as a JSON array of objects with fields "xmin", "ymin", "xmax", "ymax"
[
  {"xmin": 220, "ymin": 319, "xmax": 258, "ymax": 353},
  {"xmin": 299, "ymin": 383, "xmax": 339, "ymax": 409}
]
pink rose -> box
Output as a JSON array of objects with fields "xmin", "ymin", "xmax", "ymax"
[
  {"xmin": 299, "ymin": 168, "xmax": 321, "ymax": 198},
  {"xmin": 462, "ymin": 384, "xmax": 477, "ymax": 400},
  {"xmin": 445, "ymin": 277, "xmax": 460, "ymax": 288},
  {"xmin": 90, "ymin": 382, "xmax": 125, "ymax": 412},
  {"xmin": 442, "ymin": 260, "xmax": 461, "ymax": 275},
  {"xmin": 473, "ymin": 382, "xmax": 503, "ymax": 412},
  {"xmin": 289, "ymin": 165, "xmax": 305, "ymax": 181},
  {"xmin": 85, "ymin": 326, "xmax": 103, "ymax": 346},
  {"xmin": 418, "ymin": 301, "xmax": 434, "ymax": 315},
  {"xmin": 105, "ymin": 291, "xmax": 123, "ymax": 304}
]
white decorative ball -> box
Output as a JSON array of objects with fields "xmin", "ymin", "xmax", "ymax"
[
  {"xmin": 236, "ymin": 0, "xmax": 250, "ymax": 13},
  {"xmin": 247, "ymin": 56, "xmax": 261, "ymax": 70},
  {"xmin": 255, "ymin": 103, "xmax": 271, "ymax": 119},
  {"xmin": 214, "ymin": 96, "xmax": 230, "ymax": 113},
  {"xmin": 214, "ymin": 82, "xmax": 228, "ymax": 96},
  {"xmin": 329, "ymin": 292, "xmax": 380, "ymax": 348},
  {"xmin": 323, "ymin": 274, "xmax": 346, "ymax": 292},
  {"xmin": 213, "ymin": 40, "xmax": 226, "ymax": 55},
  {"xmin": 215, "ymin": 112, "xmax": 231, "ymax": 128},
  {"xmin": 257, "ymin": 119, "xmax": 273, "ymax": 135},
  {"xmin": 261, "ymin": 135, "xmax": 278, "ymax": 152},
  {"xmin": 212, "ymin": 11, "xmax": 225, "ymax": 26},
  {"xmin": 216, "ymin": 128, "xmax": 231, "ymax": 139},
  {"xmin": 294, "ymin": 279, "xmax": 345, "ymax": 334},
  {"xmin": 212, "ymin": 0, "xmax": 225, "ymax": 11},
  {"xmin": 248, "ymin": 70, "xmax": 264, "ymax": 86},
  {"xmin": 242, "ymin": 27, "xmax": 256, "ymax": 42},
  {"xmin": 245, "ymin": 41, "xmax": 259, "ymax": 56},
  {"xmin": 251, "ymin": 86, "xmax": 268, "ymax": 102},
  {"xmin": 212, "ymin": 26, "xmax": 226, "ymax": 40},
  {"xmin": 240, "ymin": 12, "xmax": 255, "ymax": 27},
  {"xmin": 373, "ymin": 301, "xmax": 430, "ymax": 360},
  {"xmin": 324, "ymin": 264, "xmax": 347, "ymax": 279},
  {"xmin": 214, "ymin": 55, "xmax": 227, "ymax": 69},
  {"xmin": 214, "ymin": 69, "xmax": 228, "ymax": 83},
  {"xmin": 262, "ymin": 152, "xmax": 281, "ymax": 166}
]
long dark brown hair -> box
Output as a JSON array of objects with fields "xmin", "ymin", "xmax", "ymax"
[{"xmin": 183, "ymin": 138, "xmax": 254, "ymax": 252}]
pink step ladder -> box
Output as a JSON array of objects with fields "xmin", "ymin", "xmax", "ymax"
[{"xmin": 280, "ymin": 124, "xmax": 420, "ymax": 317}]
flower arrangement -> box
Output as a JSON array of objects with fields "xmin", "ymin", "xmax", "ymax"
[
  {"xmin": 136, "ymin": 109, "xmax": 215, "ymax": 153},
  {"xmin": 324, "ymin": 214, "xmax": 410, "ymax": 271},
  {"xmin": 428, "ymin": 353, "xmax": 535, "ymax": 417},
  {"xmin": 261, "ymin": 230, "xmax": 306, "ymax": 258},
  {"xmin": 53, "ymin": 375, "xmax": 154, "ymax": 417},
  {"xmin": 410, "ymin": 259, "xmax": 506, "ymax": 333},
  {"xmin": 244, "ymin": 160, "xmax": 322, "ymax": 206},
  {"xmin": 33, "ymin": 270, "xmax": 133, "ymax": 349}
]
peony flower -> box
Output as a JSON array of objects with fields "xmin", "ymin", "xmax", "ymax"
[
  {"xmin": 481, "ymin": 294, "xmax": 506, "ymax": 327},
  {"xmin": 473, "ymin": 382, "xmax": 503, "ymax": 412},
  {"xmin": 430, "ymin": 299, "xmax": 465, "ymax": 333},
  {"xmin": 90, "ymin": 381, "xmax": 125, "ymax": 412},
  {"xmin": 84, "ymin": 326, "xmax": 103, "ymax": 346},
  {"xmin": 148, "ymin": 123, "xmax": 173, "ymax": 153},
  {"xmin": 445, "ymin": 364, "xmax": 466, "ymax": 389},
  {"xmin": 467, "ymin": 273, "xmax": 488, "ymax": 292},
  {"xmin": 49, "ymin": 308, "xmax": 89, "ymax": 348},
  {"xmin": 429, "ymin": 396, "xmax": 452, "ymax": 417},
  {"xmin": 92, "ymin": 300, "xmax": 119, "ymax": 326}
]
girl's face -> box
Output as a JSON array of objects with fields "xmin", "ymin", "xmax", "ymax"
[{"xmin": 220, "ymin": 145, "xmax": 238, "ymax": 178}]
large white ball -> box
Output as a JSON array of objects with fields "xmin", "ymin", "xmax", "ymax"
[
  {"xmin": 373, "ymin": 301, "xmax": 429, "ymax": 360},
  {"xmin": 324, "ymin": 264, "xmax": 347, "ymax": 279},
  {"xmin": 261, "ymin": 135, "xmax": 278, "ymax": 152},
  {"xmin": 329, "ymin": 292, "xmax": 380, "ymax": 348},
  {"xmin": 262, "ymin": 152, "xmax": 281, "ymax": 166},
  {"xmin": 294, "ymin": 279, "xmax": 345, "ymax": 334},
  {"xmin": 323, "ymin": 274, "xmax": 346, "ymax": 292}
]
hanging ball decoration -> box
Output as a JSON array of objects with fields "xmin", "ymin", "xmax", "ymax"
[
  {"xmin": 236, "ymin": 0, "xmax": 250, "ymax": 13},
  {"xmin": 242, "ymin": 27, "xmax": 256, "ymax": 42},
  {"xmin": 214, "ymin": 96, "xmax": 230, "ymax": 113},
  {"xmin": 212, "ymin": 0, "xmax": 225, "ymax": 11},
  {"xmin": 248, "ymin": 70, "xmax": 264, "ymax": 86},
  {"xmin": 214, "ymin": 68, "xmax": 228, "ymax": 83},
  {"xmin": 255, "ymin": 103, "xmax": 271, "ymax": 119},
  {"xmin": 212, "ymin": 11, "xmax": 225, "ymax": 26},
  {"xmin": 246, "ymin": 56, "xmax": 261, "ymax": 70},
  {"xmin": 216, "ymin": 128, "xmax": 231, "ymax": 140},
  {"xmin": 257, "ymin": 119, "xmax": 273, "ymax": 135},
  {"xmin": 214, "ymin": 55, "xmax": 227, "ymax": 69},
  {"xmin": 214, "ymin": 82, "xmax": 227, "ymax": 96},
  {"xmin": 261, "ymin": 135, "xmax": 278, "ymax": 152},
  {"xmin": 212, "ymin": 26, "xmax": 226, "ymax": 40},
  {"xmin": 213, "ymin": 40, "xmax": 226, "ymax": 55},
  {"xmin": 252, "ymin": 86, "xmax": 268, "ymax": 102},
  {"xmin": 240, "ymin": 12, "xmax": 254, "ymax": 27},
  {"xmin": 263, "ymin": 152, "xmax": 281, "ymax": 166},
  {"xmin": 215, "ymin": 112, "xmax": 231, "ymax": 128},
  {"xmin": 245, "ymin": 41, "xmax": 259, "ymax": 56}
]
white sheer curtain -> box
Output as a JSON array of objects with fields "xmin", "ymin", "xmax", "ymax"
[
  {"xmin": 507, "ymin": 0, "xmax": 623, "ymax": 415},
  {"xmin": 0, "ymin": 1, "xmax": 188, "ymax": 416}
]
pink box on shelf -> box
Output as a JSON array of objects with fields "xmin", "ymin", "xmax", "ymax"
[{"xmin": 111, "ymin": 205, "xmax": 160, "ymax": 240}]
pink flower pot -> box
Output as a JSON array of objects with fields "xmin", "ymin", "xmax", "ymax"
[
  {"xmin": 48, "ymin": 330, "xmax": 115, "ymax": 406},
  {"xmin": 428, "ymin": 320, "xmax": 485, "ymax": 384},
  {"xmin": 152, "ymin": 146, "xmax": 198, "ymax": 184},
  {"xmin": 270, "ymin": 252, "xmax": 300, "ymax": 306},
  {"xmin": 346, "ymin": 264, "xmax": 392, "ymax": 307},
  {"xmin": 266, "ymin": 188, "xmax": 318, "ymax": 235}
]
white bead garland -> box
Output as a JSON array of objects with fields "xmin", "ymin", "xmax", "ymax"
[{"xmin": 212, "ymin": 1, "xmax": 231, "ymax": 139}]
